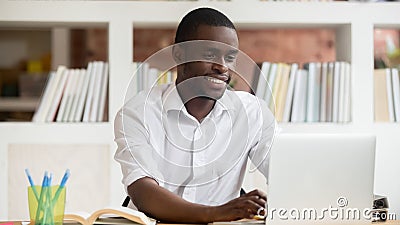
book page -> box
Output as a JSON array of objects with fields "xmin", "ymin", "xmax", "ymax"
[{"xmin": 87, "ymin": 207, "xmax": 156, "ymax": 225}]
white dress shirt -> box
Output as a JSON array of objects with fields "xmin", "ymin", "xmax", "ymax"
[{"xmin": 114, "ymin": 83, "xmax": 275, "ymax": 207}]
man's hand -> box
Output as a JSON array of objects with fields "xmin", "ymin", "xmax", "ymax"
[
  {"xmin": 211, "ymin": 189, "xmax": 267, "ymax": 222},
  {"xmin": 129, "ymin": 178, "xmax": 266, "ymax": 223}
]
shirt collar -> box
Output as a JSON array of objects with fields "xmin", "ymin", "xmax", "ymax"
[{"xmin": 161, "ymin": 83, "xmax": 236, "ymax": 116}]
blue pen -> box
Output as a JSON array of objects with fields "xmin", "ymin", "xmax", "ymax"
[
  {"xmin": 42, "ymin": 173, "xmax": 51, "ymax": 225},
  {"xmin": 35, "ymin": 171, "xmax": 48, "ymax": 225},
  {"xmin": 45, "ymin": 173, "xmax": 54, "ymax": 225},
  {"xmin": 25, "ymin": 169, "xmax": 39, "ymax": 201},
  {"xmin": 52, "ymin": 169, "xmax": 70, "ymax": 205},
  {"xmin": 59, "ymin": 169, "xmax": 70, "ymax": 187}
]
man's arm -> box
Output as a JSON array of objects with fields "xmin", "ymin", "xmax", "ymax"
[{"xmin": 129, "ymin": 177, "xmax": 266, "ymax": 223}]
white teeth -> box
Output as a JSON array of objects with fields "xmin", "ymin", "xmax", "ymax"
[{"xmin": 205, "ymin": 76, "xmax": 224, "ymax": 84}]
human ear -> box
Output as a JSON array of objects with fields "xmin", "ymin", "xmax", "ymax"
[{"xmin": 172, "ymin": 45, "xmax": 184, "ymax": 64}]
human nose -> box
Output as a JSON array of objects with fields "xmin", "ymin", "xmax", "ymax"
[{"xmin": 211, "ymin": 58, "xmax": 229, "ymax": 74}]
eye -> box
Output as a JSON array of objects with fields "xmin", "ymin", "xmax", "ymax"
[
  {"xmin": 225, "ymin": 54, "xmax": 237, "ymax": 63},
  {"xmin": 203, "ymin": 52, "xmax": 216, "ymax": 60}
]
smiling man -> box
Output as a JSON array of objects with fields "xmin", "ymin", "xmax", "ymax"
[{"xmin": 114, "ymin": 7, "xmax": 276, "ymax": 223}]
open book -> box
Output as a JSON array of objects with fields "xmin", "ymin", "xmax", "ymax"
[{"xmin": 64, "ymin": 206, "xmax": 156, "ymax": 225}]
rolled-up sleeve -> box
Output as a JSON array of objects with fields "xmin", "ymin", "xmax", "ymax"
[{"xmin": 114, "ymin": 101, "xmax": 164, "ymax": 193}]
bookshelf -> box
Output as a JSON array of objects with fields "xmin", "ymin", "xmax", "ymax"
[{"xmin": 1, "ymin": 0, "xmax": 400, "ymax": 220}]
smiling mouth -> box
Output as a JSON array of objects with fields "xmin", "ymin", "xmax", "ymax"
[{"xmin": 204, "ymin": 75, "xmax": 229, "ymax": 85}]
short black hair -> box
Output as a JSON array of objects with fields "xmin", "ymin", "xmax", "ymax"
[{"xmin": 174, "ymin": 7, "xmax": 236, "ymax": 43}]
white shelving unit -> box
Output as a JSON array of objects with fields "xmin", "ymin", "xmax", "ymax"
[
  {"xmin": 0, "ymin": 97, "xmax": 39, "ymax": 112},
  {"xmin": 1, "ymin": 0, "xmax": 400, "ymax": 220}
]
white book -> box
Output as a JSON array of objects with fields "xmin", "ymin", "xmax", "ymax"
[
  {"xmin": 90, "ymin": 61, "xmax": 105, "ymax": 122},
  {"xmin": 56, "ymin": 69, "xmax": 73, "ymax": 122},
  {"xmin": 282, "ymin": 63, "xmax": 298, "ymax": 122},
  {"xmin": 35, "ymin": 67, "xmax": 66, "ymax": 122},
  {"xmin": 291, "ymin": 69, "xmax": 308, "ymax": 122},
  {"xmin": 255, "ymin": 62, "xmax": 271, "ymax": 99},
  {"xmin": 32, "ymin": 71, "xmax": 56, "ymax": 122},
  {"xmin": 97, "ymin": 62, "xmax": 109, "ymax": 122},
  {"xmin": 338, "ymin": 62, "xmax": 346, "ymax": 123},
  {"xmin": 45, "ymin": 67, "xmax": 69, "ymax": 122},
  {"xmin": 306, "ymin": 62, "xmax": 321, "ymax": 122},
  {"xmin": 264, "ymin": 63, "xmax": 278, "ymax": 106},
  {"xmin": 386, "ymin": 68, "xmax": 395, "ymax": 122},
  {"xmin": 332, "ymin": 62, "xmax": 341, "ymax": 122},
  {"xmin": 83, "ymin": 61, "xmax": 99, "ymax": 122},
  {"xmin": 343, "ymin": 62, "xmax": 352, "ymax": 123},
  {"xmin": 326, "ymin": 62, "xmax": 334, "ymax": 122},
  {"xmin": 68, "ymin": 69, "xmax": 86, "ymax": 122},
  {"xmin": 75, "ymin": 63, "xmax": 93, "ymax": 122},
  {"xmin": 319, "ymin": 62, "xmax": 328, "ymax": 122},
  {"xmin": 391, "ymin": 68, "xmax": 400, "ymax": 122},
  {"xmin": 314, "ymin": 62, "xmax": 322, "ymax": 122},
  {"xmin": 62, "ymin": 69, "xmax": 80, "ymax": 122}
]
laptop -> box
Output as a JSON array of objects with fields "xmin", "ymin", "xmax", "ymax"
[{"xmin": 266, "ymin": 134, "xmax": 376, "ymax": 225}]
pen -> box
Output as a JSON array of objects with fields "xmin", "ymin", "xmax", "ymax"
[
  {"xmin": 46, "ymin": 173, "xmax": 54, "ymax": 225},
  {"xmin": 52, "ymin": 169, "xmax": 70, "ymax": 205},
  {"xmin": 35, "ymin": 171, "xmax": 48, "ymax": 225},
  {"xmin": 25, "ymin": 169, "xmax": 39, "ymax": 201},
  {"xmin": 42, "ymin": 173, "xmax": 51, "ymax": 225}
]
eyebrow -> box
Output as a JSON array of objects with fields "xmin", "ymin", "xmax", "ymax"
[
  {"xmin": 205, "ymin": 47, "xmax": 239, "ymax": 55},
  {"xmin": 227, "ymin": 49, "xmax": 239, "ymax": 55}
]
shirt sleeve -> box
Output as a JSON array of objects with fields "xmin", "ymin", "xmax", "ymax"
[
  {"xmin": 248, "ymin": 98, "xmax": 276, "ymax": 184},
  {"xmin": 114, "ymin": 100, "xmax": 164, "ymax": 193}
]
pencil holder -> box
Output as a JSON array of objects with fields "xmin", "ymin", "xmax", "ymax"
[{"xmin": 28, "ymin": 185, "xmax": 66, "ymax": 225}]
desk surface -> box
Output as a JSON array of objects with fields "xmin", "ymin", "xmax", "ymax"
[{"xmin": 3, "ymin": 221, "xmax": 400, "ymax": 225}]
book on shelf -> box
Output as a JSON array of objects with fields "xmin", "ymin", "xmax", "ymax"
[
  {"xmin": 391, "ymin": 68, "xmax": 400, "ymax": 121},
  {"xmin": 269, "ymin": 63, "xmax": 283, "ymax": 110},
  {"xmin": 253, "ymin": 61, "xmax": 351, "ymax": 123},
  {"xmin": 325, "ymin": 62, "xmax": 334, "ymax": 122},
  {"xmin": 255, "ymin": 62, "xmax": 271, "ymax": 99},
  {"xmin": 264, "ymin": 63, "xmax": 278, "ymax": 107},
  {"xmin": 274, "ymin": 63, "xmax": 291, "ymax": 121},
  {"xmin": 305, "ymin": 62, "xmax": 321, "ymax": 122},
  {"xmin": 32, "ymin": 71, "xmax": 56, "ymax": 122},
  {"xmin": 97, "ymin": 62, "xmax": 109, "ymax": 122},
  {"xmin": 374, "ymin": 67, "xmax": 400, "ymax": 122},
  {"xmin": 374, "ymin": 69, "xmax": 390, "ymax": 122},
  {"xmin": 69, "ymin": 69, "xmax": 86, "ymax": 122},
  {"xmin": 64, "ymin": 206, "xmax": 155, "ymax": 225},
  {"xmin": 32, "ymin": 61, "xmax": 108, "ymax": 123},
  {"xmin": 56, "ymin": 69, "xmax": 76, "ymax": 122},
  {"xmin": 342, "ymin": 62, "xmax": 352, "ymax": 123},
  {"xmin": 82, "ymin": 62, "xmax": 98, "ymax": 122},
  {"xmin": 320, "ymin": 62, "xmax": 328, "ymax": 122},
  {"xmin": 291, "ymin": 69, "xmax": 308, "ymax": 122},
  {"xmin": 89, "ymin": 62, "xmax": 105, "ymax": 122},
  {"xmin": 74, "ymin": 63, "xmax": 93, "ymax": 122},
  {"xmin": 131, "ymin": 61, "xmax": 177, "ymax": 95},
  {"xmin": 282, "ymin": 63, "xmax": 298, "ymax": 122},
  {"xmin": 332, "ymin": 61, "xmax": 340, "ymax": 123},
  {"xmin": 385, "ymin": 68, "xmax": 395, "ymax": 122},
  {"xmin": 45, "ymin": 66, "xmax": 69, "ymax": 122}
]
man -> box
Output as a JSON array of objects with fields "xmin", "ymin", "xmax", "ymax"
[{"xmin": 114, "ymin": 7, "xmax": 275, "ymax": 223}]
